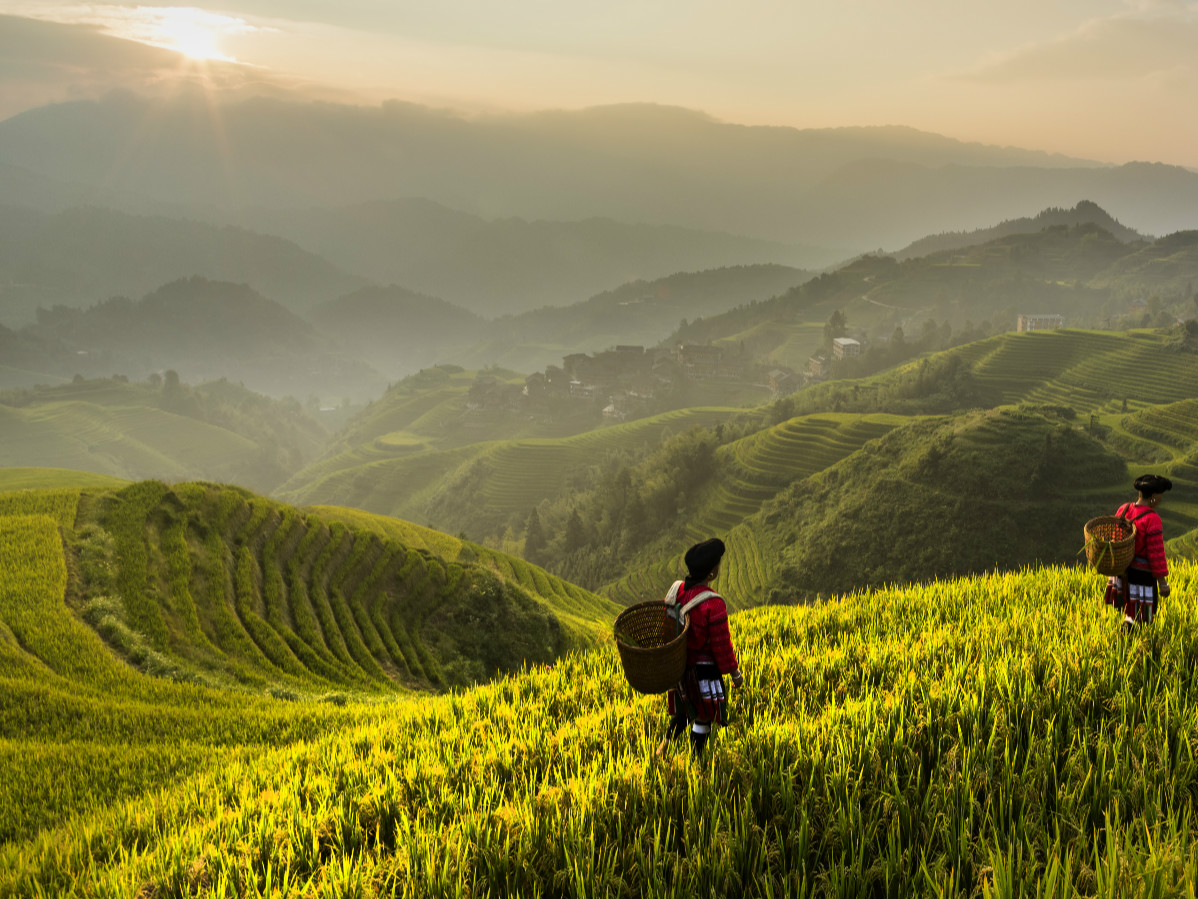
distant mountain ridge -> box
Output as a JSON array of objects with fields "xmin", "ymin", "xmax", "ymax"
[
  {"xmin": 2, "ymin": 92, "xmax": 1196, "ymax": 255},
  {"xmin": 893, "ymin": 200, "xmax": 1146, "ymax": 259},
  {"xmin": 239, "ymin": 198, "xmax": 823, "ymax": 314},
  {"xmin": 0, "ymin": 204, "xmax": 368, "ymax": 326}
]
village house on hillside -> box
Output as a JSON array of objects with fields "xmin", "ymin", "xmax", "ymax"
[
  {"xmin": 832, "ymin": 337, "xmax": 861, "ymax": 360},
  {"xmin": 768, "ymin": 367, "xmax": 801, "ymax": 397},
  {"xmin": 806, "ymin": 353, "xmax": 830, "ymax": 385},
  {"xmin": 676, "ymin": 343, "xmax": 723, "ymax": 379},
  {"xmin": 1016, "ymin": 314, "xmax": 1064, "ymax": 332}
]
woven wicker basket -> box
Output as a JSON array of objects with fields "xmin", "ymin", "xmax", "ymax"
[
  {"xmin": 613, "ymin": 601, "xmax": 688, "ymax": 695},
  {"xmin": 1083, "ymin": 515, "xmax": 1137, "ymax": 576}
]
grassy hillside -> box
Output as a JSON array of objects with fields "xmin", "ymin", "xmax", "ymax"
[
  {"xmin": 0, "ymin": 376, "xmax": 330, "ymax": 492},
  {"xmin": 0, "ymin": 507, "xmax": 365, "ymax": 844},
  {"xmin": 0, "ymin": 467, "xmax": 127, "ymax": 491},
  {"xmin": 4, "ymin": 553, "xmax": 1198, "ymax": 896},
  {"xmin": 573, "ymin": 413, "xmax": 908, "ymax": 606}
]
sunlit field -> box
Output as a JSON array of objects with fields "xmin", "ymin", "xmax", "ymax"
[{"xmin": 4, "ymin": 497, "xmax": 1197, "ymax": 898}]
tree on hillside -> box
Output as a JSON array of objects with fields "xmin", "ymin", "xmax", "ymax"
[
  {"xmin": 564, "ymin": 508, "xmax": 587, "ymax": 554},
  {"xmin": 823, "ymin": 309, "xmax": 847, "ymax": 346},
  {"xmin": 524, "ymin": 508, "xmax": 548, "ymax": 565}
]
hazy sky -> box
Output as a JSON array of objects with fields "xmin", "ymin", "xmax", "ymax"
[{"xmin": 1, "ymin": 0, "xmax": 1196, "ymax": 166}]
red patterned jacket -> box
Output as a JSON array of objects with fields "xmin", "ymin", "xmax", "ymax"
[
  {"xmin": 1116, "ymin": 502, "xmax": 1168, "ymax": 579},
  {"xmin": 677, "ymin": 583, "xmax": 739, "ymax": 674}
]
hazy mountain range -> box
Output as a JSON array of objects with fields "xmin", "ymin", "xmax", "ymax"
[
  {"xmin": 4, "ymin": 204, "xmax": 1195, "ymax": 400},
  {"xmin": 2, "ymin": 92, "xmax": 1197, "ymax": 262}
]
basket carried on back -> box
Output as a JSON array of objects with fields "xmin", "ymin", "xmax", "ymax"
[
  {"xmin": 613, "ymin": 601, "xmax": 688, "ymax": 695},
  {"xmin": 1082, "ymin": 516, "xmax": 1136, "ymax": 576}
]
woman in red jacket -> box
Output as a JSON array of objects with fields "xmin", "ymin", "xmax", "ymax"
[
  {"xmin": 659, "ymin": 538, "xmax": 744, "ymax": 756},
  {"xmin": 1106, "ymin": 474, "xmax": 1173, "ymax": 629}
]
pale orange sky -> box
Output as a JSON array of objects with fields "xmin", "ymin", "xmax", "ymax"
[{"xmin": 1, "ymin": 0, "xmax": 1196, "ymax": 167}]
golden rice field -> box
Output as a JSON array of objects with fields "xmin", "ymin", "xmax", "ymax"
[{"xmin": 3, "ymin": 487, "xmax": 1198, "ymax": 898}]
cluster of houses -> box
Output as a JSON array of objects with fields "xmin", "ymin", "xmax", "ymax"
[
  {"xmin": 468, "ymin": 312, "xmax": 1084, "ymax": 422},
  {"xmin": 467, "ymin": 342, "xmax": 763, "ymax": 421}
]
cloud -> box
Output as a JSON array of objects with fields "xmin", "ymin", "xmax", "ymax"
[
  {"xmin": 0, "ymin": 3, "xmax": 260, "ymax": 59},
  {"xmin": 961, "ymin": 7, "xmax": 1198, "ymax": 83},
  {"xmin": 0, "ymin": 14, "xmax": 347, "ymax": 120}
]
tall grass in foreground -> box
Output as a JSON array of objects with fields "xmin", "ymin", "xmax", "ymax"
[{"xmin": 4, "ymin": 563, "xmax": 1198, "ymax": 897}]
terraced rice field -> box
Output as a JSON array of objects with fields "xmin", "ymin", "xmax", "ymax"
[
  {"xmin": 0, "ymin": 467, "xmax": 128, "ymax": 491},
  {"xmin": 4, "ymin": 481, "xmax": 615, "ymax": 694},
  {"xmin": 479, "ymin": 408, "xmax": 743, "ymax": 502},
  {"xmin": 603, "ymin": 414, "xmax": 905, "ymax": 607},
  {"xmin": 694, "ymin": 412, "xmax": 907, "ymax": 538},
  {"xmin": 1106, "ymin": 398, "xmax": 1198, "ymax": 550},
  {"xmin": 306, "ymin": 505, "xmax": 615, "ymax": 639},
  {"xmin": 0, "ymin": 488, "xmax": 82, "ymax": 528},
  {"xmin": 763, "ymin": 323, "xmax": 827, "ymax": 369},
  {"xmin": 972, "ymin": 330, "xmax": 1198, "ymax": 410}
]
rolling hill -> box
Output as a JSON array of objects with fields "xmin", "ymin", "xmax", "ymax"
[
  {"xmin": 469, "ymin": 264, "xmax": 813, "ymax": 374},
  {"xmin": 0, "ymin": 477, "xmax": 614, "ymax": 846},
  {"xmin": 0, "ymin": 376, "xmax": 330, "ymax": 492},
  {"xmin": 17, "ymin": 276, "xmax": 386, "ymax": 400}
]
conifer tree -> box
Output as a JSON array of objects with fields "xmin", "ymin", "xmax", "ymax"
[{"xmin": 524, "ymin": 508, "xmax": 547, "ymax": 564}]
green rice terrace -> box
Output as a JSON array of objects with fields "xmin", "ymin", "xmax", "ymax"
[{"xmin": 3, "ymin": 483, "xmax": 1198, "ymax": 896}]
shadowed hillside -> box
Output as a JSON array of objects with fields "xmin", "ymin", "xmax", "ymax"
[
  {"xmin": 753, "ymin": 407, "xmax": 1127, "ymax": 600},
  {"xmin": 19, "ymin": 276, "xmax": 385, "ymax": 399}
]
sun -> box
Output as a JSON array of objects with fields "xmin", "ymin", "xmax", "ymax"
[{"xmin": 155, "ymin": 8, "xmax": 229, "ymax": 61}]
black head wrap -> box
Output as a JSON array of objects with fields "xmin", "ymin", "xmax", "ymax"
[
  {"xmin": 684, "ymin": 538, "xmax": 725, "ymax": 587},
  {"xmin": 1134, "ymin": 474, "xmax": 1173, "ymax": 496}
]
